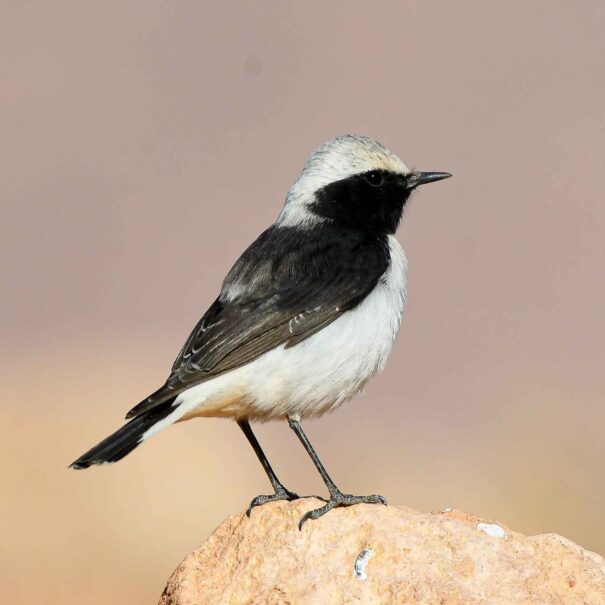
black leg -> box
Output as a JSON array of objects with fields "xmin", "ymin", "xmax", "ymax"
[
  {"xmin": 288, "ymin": 416, "xmax": 386, "ymax": 529},
  {"xmin": 238, "ymin": 419, "xmax": 299, "ymax": 515}
]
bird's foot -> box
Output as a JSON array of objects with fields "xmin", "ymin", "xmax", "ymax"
[
  {"xmin": 246, "ymin": 488, "xmax": 329, "ymax": 517},
  {"xmin": 298, "ymin": 491, "xmax": 387, "ymax": 530},
  {"xmin": 246, "ymin": 486, "xmax": 300, "ymax": 516}
]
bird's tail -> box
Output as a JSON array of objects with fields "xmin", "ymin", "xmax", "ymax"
[{"xmin": 69, "ymin": 400, "xmax": 177, "ymax": 469}]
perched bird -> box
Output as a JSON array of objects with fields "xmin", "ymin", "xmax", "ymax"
[{"xmin": 70, "ymin": 134, "xmax": 451, "ymax": 528}]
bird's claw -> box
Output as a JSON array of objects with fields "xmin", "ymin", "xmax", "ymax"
[
  {"xmin": 246, "ymin": 487, "xmax": 300, "ymax": 517},
  {"xmin": 246, "ymin": 490, "xmax": 330, "ymax": 517},
  {"xmin": 298, "ymin": 492, "xmax": 386, "ymax": 530}
]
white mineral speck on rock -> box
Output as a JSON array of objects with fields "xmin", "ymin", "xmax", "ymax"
[
  {"xmin": 477, "ymin": 522, "xmax": 507, "ymax": 538},
  {"xmin": 354, "ymin": 548, "xmax": 373, "ymax": 580}
]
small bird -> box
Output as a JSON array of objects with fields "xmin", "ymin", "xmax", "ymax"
[{"xmin": 71, "ymin": 135, "xmax": 451, "ymax": 528}]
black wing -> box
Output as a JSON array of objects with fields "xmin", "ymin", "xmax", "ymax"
[{"xmin": 126, "ymin": 225, "xmax": 389, "ymax": 419}]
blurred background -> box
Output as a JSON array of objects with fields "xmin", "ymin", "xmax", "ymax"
[{"xmin": 2, "ymin": 1, "xmax": 604, "ymax": 603}]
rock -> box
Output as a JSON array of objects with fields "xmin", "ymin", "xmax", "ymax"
[{"xmin": 159, "ymin": 499, "xmax": 605, "ymax": 604}]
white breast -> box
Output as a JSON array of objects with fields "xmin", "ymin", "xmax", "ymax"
[{"xmin": 262, "ymin": 234, "xmax": 407, "ymax": 419}]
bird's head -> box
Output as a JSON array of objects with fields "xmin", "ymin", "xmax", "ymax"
[{"xmin": 278, "ymin": 134, "xmax": 451, "ymax": 234}]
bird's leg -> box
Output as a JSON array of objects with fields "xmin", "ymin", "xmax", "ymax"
[
  {"xmin": 237, "ymin": 419, "xmax": 299, "ymax": 515},
  {"xmin": 287, "ymin": 416, "xmax": 386, "ymax": 529}
]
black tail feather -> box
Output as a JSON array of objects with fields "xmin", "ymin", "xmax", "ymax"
[{"xmin": 69, "ymin": 403, "xmax": 174, "ymax": 469}]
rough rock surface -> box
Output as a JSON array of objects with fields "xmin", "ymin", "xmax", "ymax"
[{"xmin": 159, "ymin": 499, "xmax": 605, "ymax": 604}]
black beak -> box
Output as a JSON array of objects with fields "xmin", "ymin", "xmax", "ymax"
[{"xmin": 406, "ymin": 171, "xmax": 452, "ymax": 189}]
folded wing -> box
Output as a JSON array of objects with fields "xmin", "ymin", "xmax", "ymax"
[{"xmin": 126, "ymin": 225, "xmax": 389, "ymax": 419}]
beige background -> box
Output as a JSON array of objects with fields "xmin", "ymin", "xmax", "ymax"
[{"xmin": 2, "ymin": 1, "xmax": 604, "ymax": 603}]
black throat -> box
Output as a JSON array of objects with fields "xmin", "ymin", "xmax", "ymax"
[{"xmin": 310, "ymin": 169, "xmax": 411, "ymax": 235}]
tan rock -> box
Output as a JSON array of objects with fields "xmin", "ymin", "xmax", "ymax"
[{"xmin": 159, "ymin": 499, "xmax": 605, "ymax": 605}]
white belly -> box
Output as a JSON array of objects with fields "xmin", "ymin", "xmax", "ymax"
[{"xmin": 145, "ymin": 237, "xmax": 407, "ymax": 436}]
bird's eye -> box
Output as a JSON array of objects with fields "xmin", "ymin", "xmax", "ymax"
[{"xmin": 365, "ymin": 172, "xmax": 384, "ymax": 187}]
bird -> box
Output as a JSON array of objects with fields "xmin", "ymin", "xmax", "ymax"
[{"xmin": 70, "ymin": 134, "xmax": 451, "ymax": 528}]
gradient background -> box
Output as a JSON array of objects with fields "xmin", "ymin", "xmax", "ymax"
[{"xmin": 2, "ymin": 1, "xmax": 604, "ymax": 603}]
